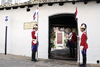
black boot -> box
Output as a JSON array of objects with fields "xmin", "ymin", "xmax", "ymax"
[
  {"xmin": 80, "ymin": 54, "xmax": 87, "ymax": 67},
  {"xmin": 83, "ymin": 54, "xmax": 86, "ymax": 67},
  {"xmin": 69, "ymin": 48, "xmax": 72, "ymax": 57},
  {"xmin": 72, "ymin": 48, "xmax": 75, "ymax": 58},
  {"xmin": 33, "ymin": 51, "xmax": 37, "ymax": 61},
  {"xmin": 31, "ymin": 51, "xmax": 34, "ymax": 61},
  {"xmin": 31, "ymin": 51, "xmax": 37, "ymax": 61}
]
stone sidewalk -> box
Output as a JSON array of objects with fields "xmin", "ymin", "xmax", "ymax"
[{"xmin": 0, "ymin": 53, "xmax": 100, "ymax": 67}]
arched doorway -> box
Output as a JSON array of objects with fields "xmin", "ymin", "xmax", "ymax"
[{"xmin": 48, "ymin": 13, "xmax": 78, "ymax": 61}]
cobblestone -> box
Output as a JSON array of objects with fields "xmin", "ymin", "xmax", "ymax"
[{"xmin": 0, "ymin": 53, "xmax": 100, "ymax": 67}]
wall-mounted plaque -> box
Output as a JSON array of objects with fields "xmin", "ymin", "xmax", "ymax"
[
  {"xmin": 24, "ymin": 22, "xmax": 37, "ymax": 29},
  {"xmin": 57, "ymin": 33, "xmax": 62, "ymax": 44}
]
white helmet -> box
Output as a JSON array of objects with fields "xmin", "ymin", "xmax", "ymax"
[
  {"xmin": 80, "ymin": 23, "xmax": 87, "ymax": 30},
  {"xmin": 33, "ymin": 24, "xmax": 38, "ymax": 29}
]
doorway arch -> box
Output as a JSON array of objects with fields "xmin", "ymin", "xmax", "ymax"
[{"xmin": 48, "ymin": 13, "xmax": 78, "ymax": 61}]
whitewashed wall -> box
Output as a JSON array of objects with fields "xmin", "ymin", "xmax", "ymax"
[{"xmin": 0, "ymin": 1, "xmax": 100, "ymax": 64}]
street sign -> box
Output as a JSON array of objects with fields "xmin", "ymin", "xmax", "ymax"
[
  {"xmin": 5, "ymin": 16, "xmax": 9, "ymax": 26},
  {"xmin": 5, "ymin": 16, "xmax": 8, "ymax": 22}
]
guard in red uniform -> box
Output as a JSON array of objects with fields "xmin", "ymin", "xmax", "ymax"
[
  {"xmin": 80, "ymin": 23, "xmax": 88, "ymax": 67},
  {"xmin": 68, "ymin": 28, "xmax": 76, "ymax": 58},
  {"xmin": 31, "ymin": 24, "xmax": 38, "ymax": 61}
]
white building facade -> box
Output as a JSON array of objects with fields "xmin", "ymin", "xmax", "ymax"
[{"xmin": 0, "ymin": 1, "xmax": 100, "ymax": 64}]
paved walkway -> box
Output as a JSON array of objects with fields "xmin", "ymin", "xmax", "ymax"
[
  {"xmin": 0, "ymin": 53, "xmax": 100, "ymax": 67},
  {"xmin": 51, "ymin": 47, "xmax": 77, "ymax": 60}
]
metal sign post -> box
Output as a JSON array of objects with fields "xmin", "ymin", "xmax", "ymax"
[{"xmin": 5, "ymin": 16, "xmax": 8, "ymax": 55}]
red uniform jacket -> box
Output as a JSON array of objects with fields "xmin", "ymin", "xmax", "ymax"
[
  {"xmin": 31, "ymin": 31, "xmax": 37, "ymax": 45},
  {"xmin": 71, "ymin": 32, "xmax": 77, "ymax": 44},
  {"xmin": 80, "ymin": 32, "xmax": 88, "ymax": 49}
]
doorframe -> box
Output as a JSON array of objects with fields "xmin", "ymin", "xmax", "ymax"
[{"xmin": 48, "ymin": 13, "xmax": 79, "ymax": 60}]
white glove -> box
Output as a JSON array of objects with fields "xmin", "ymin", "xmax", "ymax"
[
  {"xmin": 67, "ymin": 38, "xmax": 70, "ymax": 40},
  {"xmin": 67, "ymin": 38, "xmax": 71, "ymax": 41},
  {"xmin": 80, "ymin": 46, "xmax": 84, "ymax": 51},
  {"xmin": 33, "ymin": 40, "xmax": 37, "ymax": 44}
]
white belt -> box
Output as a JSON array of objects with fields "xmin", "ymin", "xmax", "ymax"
[{"xmin": 32, "ymin": 39, "xmax": 36, "ymax": 40}]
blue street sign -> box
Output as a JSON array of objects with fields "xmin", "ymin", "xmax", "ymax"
[{"xmin": 5, "ymin": 16, "xmax": 8, "ymax": 22}]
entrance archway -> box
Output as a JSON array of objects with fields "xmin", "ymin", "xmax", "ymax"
[{"xmin": 48, "ymin": 13, "xmax": 78, "ymax": 61}]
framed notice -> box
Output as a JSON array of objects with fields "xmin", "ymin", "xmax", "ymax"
[
  {"xmin": 56, "ymin": 32, "xmax": 64, "ymax": 47},
  {"xmin": 57, "ymin": 33, "xmax": 62, "ymax": 44},
  {"xmin": 24, "ymin": 22, "xmax": 37, "ymax": 29}
]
